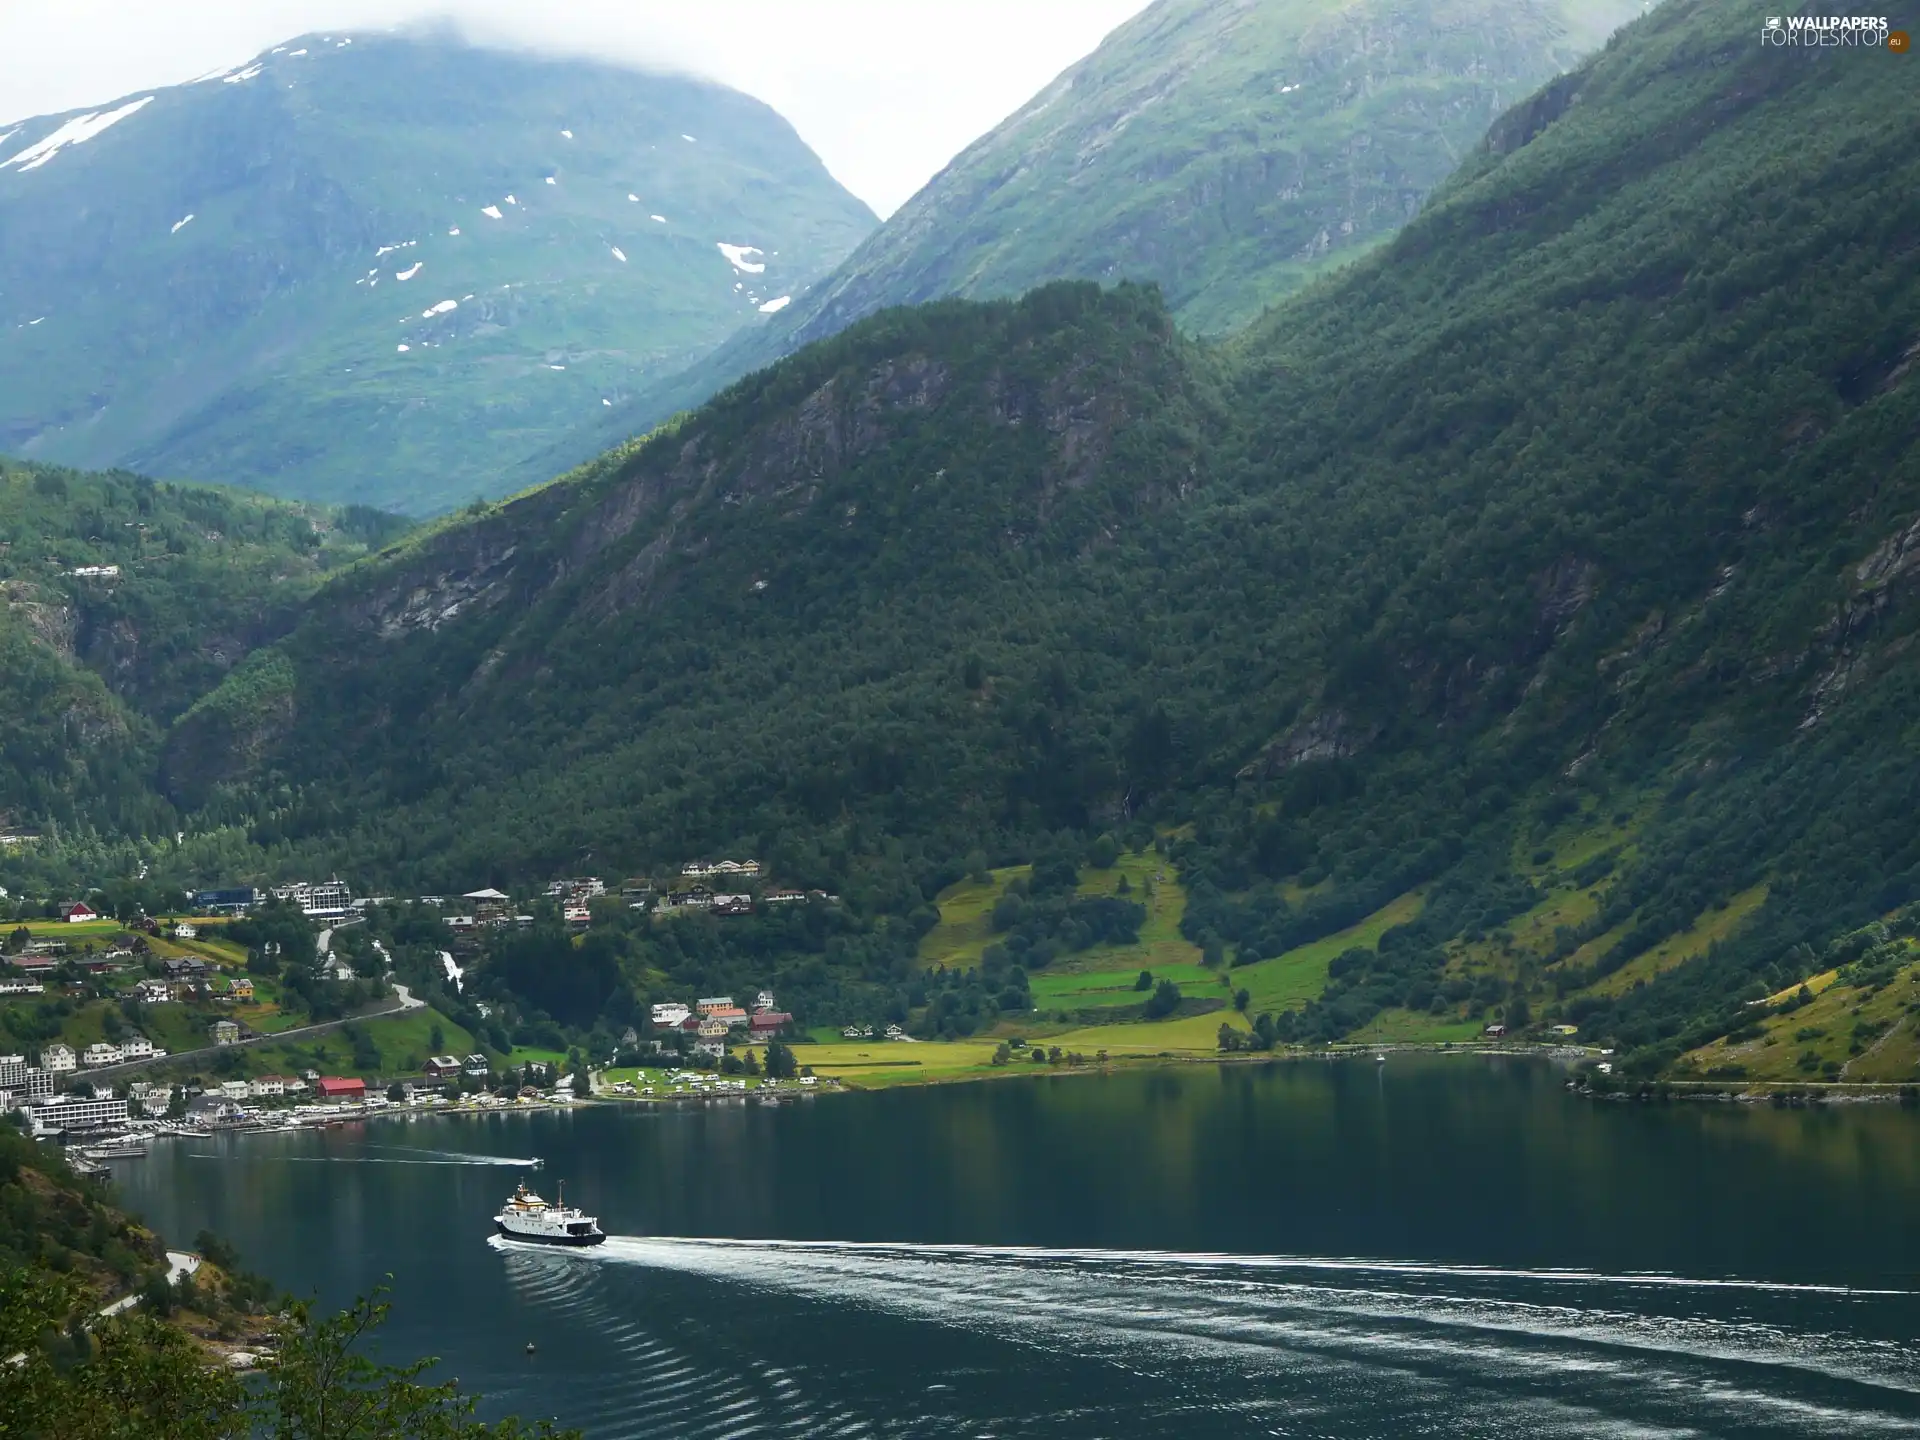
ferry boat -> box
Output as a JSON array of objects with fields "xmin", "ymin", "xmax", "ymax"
[{"xmin": 493, "ymin": 1181, "xmax": 606, "ymax": 1247}]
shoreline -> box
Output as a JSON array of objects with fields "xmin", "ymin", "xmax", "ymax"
[{"xmin": 78, "ymin": 1044, "xmax": 1920, "ymax": 1163}]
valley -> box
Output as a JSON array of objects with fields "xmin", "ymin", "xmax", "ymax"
[
  {"xmin": 16, "ymin": 2, "xmax": 1920, "ymax": 1434},
  {"xmin": 7, "ymin": 0, "xmax": 1920, "ymax": 1108}
]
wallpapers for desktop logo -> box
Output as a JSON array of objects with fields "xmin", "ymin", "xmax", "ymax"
[{"xmin": 1760, "ymin": 14, "xmax": 1903, "ymax": 46}]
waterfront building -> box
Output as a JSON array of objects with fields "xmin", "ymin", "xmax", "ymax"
[{"xmin": 28, "ymin": 1093, "xmax": 130, "ymax": 1133}]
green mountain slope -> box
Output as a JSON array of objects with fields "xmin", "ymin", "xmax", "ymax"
[
  {"xmin": 556, "ymin": 0, "xmax": 1643, "ymax": 470},
  {"xmin": 0, "ymin": 457, "xmax": 406, "ymax": 846},
  {"xmin": 0, "ymin": 31, "xmax": 875, "ymax": 514},
  {"xmin": 12, "ymin": 0, "xmax": 1920, "ymax": 1075},
  {"xmin": 783, "ymin": 0, "xmax": 1644, "ymax": 339}
]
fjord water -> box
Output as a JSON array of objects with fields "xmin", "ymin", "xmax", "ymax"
[{"xmin": 115, "ymin": 1057, "xmax": 1920, "ymax": 1438}]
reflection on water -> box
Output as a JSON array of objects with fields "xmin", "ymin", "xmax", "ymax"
[{"xmin": 112, "ymin": 1058, "xmax": 1920, "ymax": 1439}]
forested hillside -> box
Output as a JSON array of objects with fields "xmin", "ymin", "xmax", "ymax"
[
  {"xmin": 559, "ymin": 0, "xmax": 1641, "ymax": 471},
  {"xmin": 6, "ymin": 0, "xmax": 1919, "ymax": 1075},
  {"xmin": 0, "ymin": 458, "xmax": 406, "ymax": 865},
  {"xmin": 0, "ymin": 31, "xmax": 875, "ymax": 513}
]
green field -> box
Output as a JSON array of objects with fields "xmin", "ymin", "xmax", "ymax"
[
  {"xmin": 1344, "ymin": 1008, "xmax": 1487, "ymax": 1045},
  {"xmin": 786, "ymin": 1037, "xmax": 1006, "ymax": 1089},
  {"xmin": 1577, "ymin": 885, "xmax": 1769, "ymax": 998},
  {"xmin": 1232, "ymin": 890, "xmax": 1427, "ymax": 1015},
  {"xmin": 921, "ymin": 850, "xmax": 1204, "ymax": 979},
  {"xmin": 1681, "ymin": 953, "xmax": 1920, "ymax": 1084},
  {"xmin": 1047, "ymin": 1010, "xmax": 1249, "ymax": 1057},
  {"xmin": 783, "ymin": 1011, "xmax": 1255, "ymax": 1089},
  {"xmin": 1028, "ymin": 961, "xmax": 1219, "ymax": 1012},
  {"xmin": 17, "ymin": 919, "xmax": 125, "ymax": 940}
]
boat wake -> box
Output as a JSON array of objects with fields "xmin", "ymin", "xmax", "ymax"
[
  {"xmin": 523, "ymin": 1235, "xmax": 1920, "ymax": 1438},
  {"xmin": 187, "ymin": 1147, "xmax": 540, "ymax": 1167},
  {"xmin": 363, "ymin": 1145, "xmax": 542, "ymax": 1167}
]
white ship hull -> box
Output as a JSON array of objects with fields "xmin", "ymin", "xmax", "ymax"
[{"xmin": 494, "ymin": 1218, "xmax": 605, "ymax": 1247}]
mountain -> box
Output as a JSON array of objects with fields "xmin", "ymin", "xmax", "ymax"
[
  {"xmin": 555, "ymin": 0, "xmax": 1646, "ymax": 469},
  {"xmin": 0, "ymin": 457, "xmax": 407, "ymax": 859},
  {"xmin": 777, "ymin": 0, "xmax": 1645, "ymax": 340},
  {"xmin": 10, "ymin": 0, "xmax": 1920, "ymax": 1074},
  {"xmin": 0, "ymin": 31, "xmax": 876, "ymax": 514}
]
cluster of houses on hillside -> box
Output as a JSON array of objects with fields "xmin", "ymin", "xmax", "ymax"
[
  {"xmin": 680, "ymin": 860, "xmax": 760, "ymax": 879},
  {"xmin": 649, "ymin": 991, "xmax": 794, "ymax": 1059},
  {"xmin": 31, "ymin": 860, "xmax": 829, "ymax": 941}
]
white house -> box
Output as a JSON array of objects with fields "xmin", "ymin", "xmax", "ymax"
[
  {"xmin": 172, "ymin": 923, "xmax": 198, "ymax": 939},
  {"xmin": 119, "ymin": 1034, "xmax": 155, "ymax": 1060},
  {"xmin": 209, "ymin": 1019, "xmax": 240, "ymax": 1046},
  {"xmin": 219, "ymin": 1080, "xmax": 252, "ymax": 1101},
  {"xmin": 131, "ymin": 979, "xmax": 175, "ymax": 1004},
  {"xmin": 651, "ymin": 1002, "xmax": 691, "ymax": 1028},
  {"xmin": 81, "ymin": 1042, "xmax": 123, "ymax": 1068},
  {"xmin": 754, "ymin": 990, "xmax": 777, "ymax": 1012}
]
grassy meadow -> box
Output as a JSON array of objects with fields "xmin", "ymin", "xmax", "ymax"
[{"xmin": 1232, "ymin": 890, "xmax": 1427, "ymax": 1015}]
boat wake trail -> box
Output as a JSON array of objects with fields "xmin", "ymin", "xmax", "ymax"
[
  {"xmin": 556, "ymin": 1236, "xmax": 1920, "ymax": 1438},
  {"xmin": 363, "ymin": 1145, "xmax": 542, "ymax": 1167},
  {"xmin": 489, "ymin": 1237, "xmax": 874, "ymax": 1440},
  {"xmin": 275, "ymin": 1156, "xmax": 540, "ymax": 1167}
]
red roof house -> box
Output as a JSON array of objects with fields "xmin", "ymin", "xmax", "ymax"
[
  {"xmin": 62, "ymin": 902, "xmax": 99, "ymax": 923},
  {"xmin": 749, "ymin": 1011, "xmax": 794, "ymax": 1036},
  {"xmin": 315, "ymin": 1076, "xmax": 366, "ymax": 1099}
]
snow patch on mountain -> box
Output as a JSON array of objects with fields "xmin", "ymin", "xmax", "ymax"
[{"xmin": 2, "ymin": 96, "xmax": 154, "ymax": 172}]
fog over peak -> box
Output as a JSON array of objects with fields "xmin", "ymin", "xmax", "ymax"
[{"xmin": 0, "ymin": 0, "xmax": 1147, "ymax": 216}]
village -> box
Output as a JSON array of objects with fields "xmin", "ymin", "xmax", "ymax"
[{"xmin": 0, "ymin": 859, "xmax": 843, "ymax": 1152}]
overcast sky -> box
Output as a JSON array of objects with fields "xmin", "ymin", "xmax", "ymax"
[{"xmin": 0, "ymin": 1, "xmax": 1149, "ymax": 216}]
